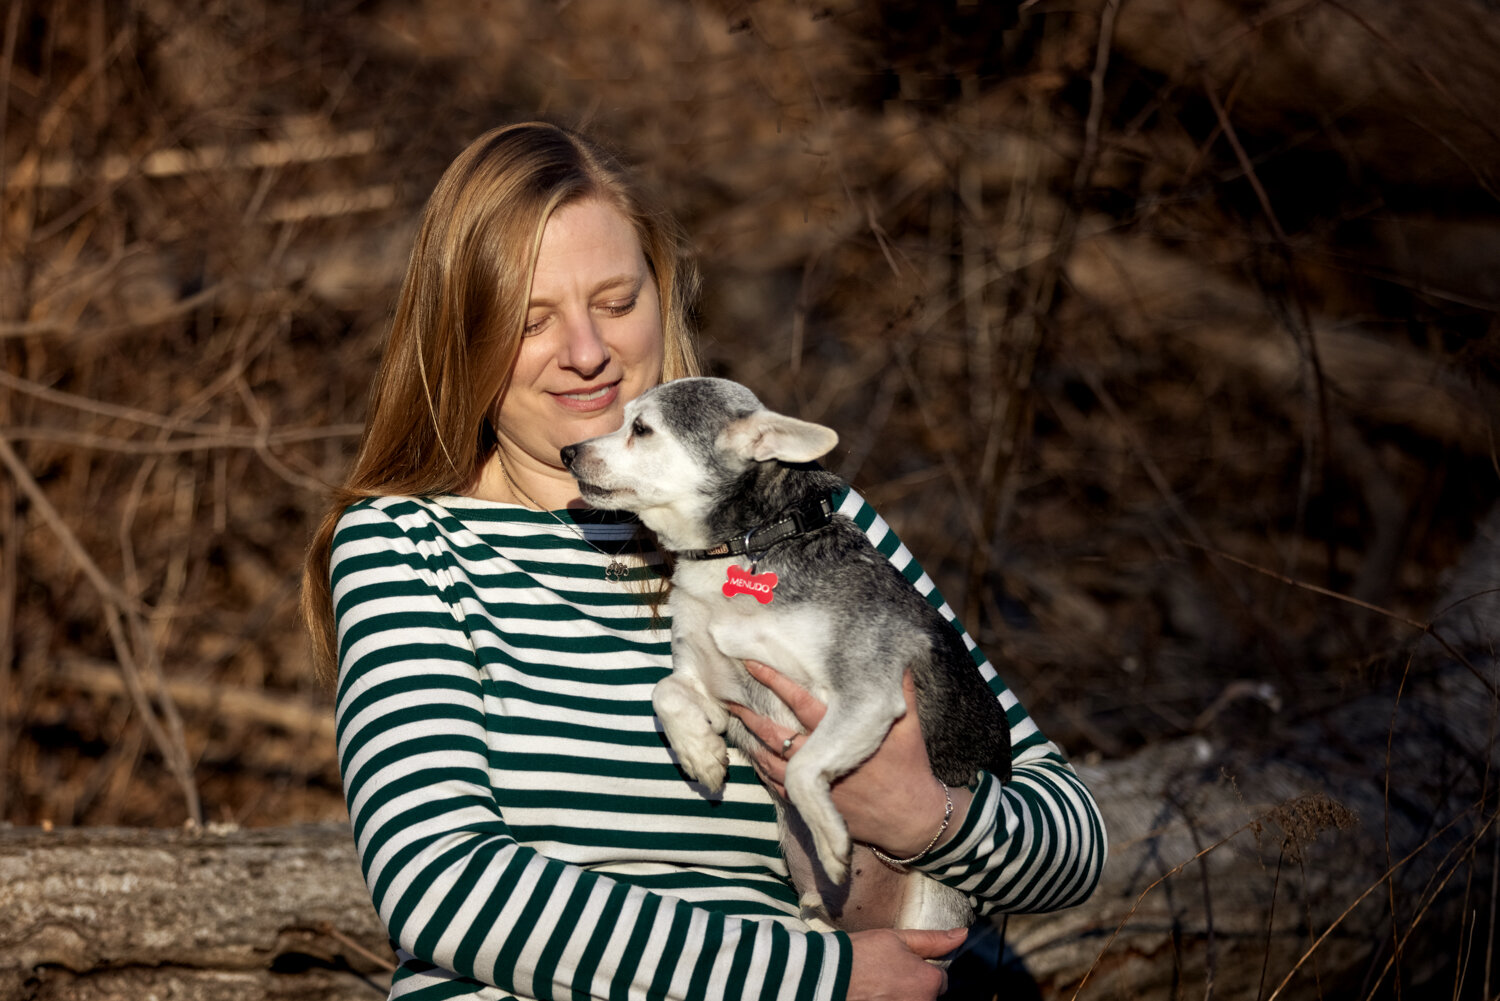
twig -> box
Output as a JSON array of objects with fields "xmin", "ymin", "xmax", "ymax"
[
  {"xmin": 264, "ymin": 183, "xmax": 396, "ymax": 223},
  {"xmin": 15, "ymin": 129, "xmax": 380, "ymax": 189},
  {"xmin": 235, "ymin": 372, "xmax": 336, "ymax": 493},
  {"xmin": 1256, "ymin": 843, "xmax": 1287, "ymax": 1001},
  {"xmin": 1183, "ymin": 802, "xmax": 1219, "ymax": 1001},
  {"xmin": 1485, "ymin": 829, "xmax": 1498, "ymax": 999},
  {"xmin": 0, "ymin": 436, "xmax": 144, "ymax": 615},
  {"xmin": 0, "ymin": 369, "xmax": 256, "ymax": 434},
  {"xmin": 1322, "ymin": 0, "xmax": 1500, "ymax": 150},
  {"xmin": 318, "ymin": 922, "xmax": 397, "ymax": 972},
  {"xmin": 53, "ymin": 657, "xmax": 335, "ymax": 742},
  {"xmin": 0, "ymin": 433, "xmax": 201, "ymax": 823},
  {"xmin": 0, "ymin": 425, "xmax": 362, "ymax": 454},
  {"xmin": 1455, "ymin": 910, "xmax": 1477, "ymax": 1000},
  {"xmin": 890, "ymin": 347, "xmax": 986, "ymax": 543},
  {"xmin": 1383, "ymin": 657, "xmax": 1414, "ymax": 998},
  {"xmin": 0, "ymin": 0, "xmax": 21, "ymax": 201},
  {"xmin": 0, "ymin": 284, "xmax": 225, "ymax": 339},
  {"xmin": 1069, "ymin": 803, "xmax": 1298, "ymax": 1001},
  {"xmin": 0, "ymin": 475, "xmax": 13, "ymax": 821},
  {"xmin": 1198, "ymin": 78, "xmax": 1287, "ymax": 243},
  {"xmin": 1357, "ymin": 805, "xmax": 1499, "ymax": 1000},
  {"xmin": 1074, "ymin": 0, "xmax": 1121, "ymax": 192},
  {"xmin": 1077, "ymin": 366, "xmax": 1216, "ymax": 561}
]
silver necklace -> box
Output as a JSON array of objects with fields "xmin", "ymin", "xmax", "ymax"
[{"xmin": 500, "ymin": 460, "xmax": 631, "ymax": 583}]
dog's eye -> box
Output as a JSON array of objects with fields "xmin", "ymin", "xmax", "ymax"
[{"xmin": 631, "ymin": 418, "xmax": 653, "ymax": 438}]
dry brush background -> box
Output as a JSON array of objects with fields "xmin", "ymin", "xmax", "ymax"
[{"xmin": 1, "ymin": 0, "xmax": 1498, "ymax": 997}]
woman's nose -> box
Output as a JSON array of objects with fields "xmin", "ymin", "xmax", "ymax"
[{"xmin": 560, "ymin": 313, "xmax": 609, "ymax": 375}]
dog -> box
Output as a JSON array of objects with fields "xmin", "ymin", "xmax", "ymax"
[{"xmin": 560, "ymin": 377, "xmax": 1011, "ymax": 932}]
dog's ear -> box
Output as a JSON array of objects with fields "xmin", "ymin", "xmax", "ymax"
[{"xmin": 721, "ymin": 411, "xmax": 838, "ymax": 463}]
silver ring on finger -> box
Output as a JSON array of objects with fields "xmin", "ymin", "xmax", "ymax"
[{"xmin": 780, "ymin": 736, "xmax": 795, "ymax": 757}]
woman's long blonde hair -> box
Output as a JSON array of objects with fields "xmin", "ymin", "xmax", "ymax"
[{"xmin": 301, "ymin": 122, "xmax": 701, "ymax": 682}]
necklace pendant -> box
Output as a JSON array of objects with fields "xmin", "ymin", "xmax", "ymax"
[{"xmin": 605, "ymin": 560, "xmax": 630, "ymax": 583}]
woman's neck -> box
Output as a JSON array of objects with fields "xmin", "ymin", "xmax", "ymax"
[{"xmin": 468, "ymin": 448, "xmax": 586, "ymax": 511}]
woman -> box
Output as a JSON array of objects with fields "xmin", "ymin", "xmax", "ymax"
[{"xmin": 302, "ymin": 122, "xmax": 1104, "ymax": 1001}]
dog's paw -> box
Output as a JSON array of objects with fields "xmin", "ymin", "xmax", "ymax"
[
  {"xmin": 671, "ymin": 727, "xmax": 730, "ymax": 792},
  {"xmin": 654, "ymin": 676, "xmax": 731, "ymax": 791}
]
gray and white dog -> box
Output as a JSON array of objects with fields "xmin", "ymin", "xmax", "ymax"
[{"xmin": 561, "ymin": 377, "xmax": 1010, "ymax": 931}]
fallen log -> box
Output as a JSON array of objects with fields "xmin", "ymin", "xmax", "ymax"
[
  {"xmin": 3, "ymin": 648, "xmax": 1493, "ymax": 1001},
  {"xmin": 0, "ymin": 824, "xmax": 392, "ymax": 1001}
]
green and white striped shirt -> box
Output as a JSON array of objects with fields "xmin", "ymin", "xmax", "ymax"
[{"xmin": 332, "ymin": 488, "xmax": 1104, "ymax": 1000}]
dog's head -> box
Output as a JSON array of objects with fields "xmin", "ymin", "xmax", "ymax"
[{"xmin": 560, "ymin": 377, "xmax": 838, "ymax": 550}]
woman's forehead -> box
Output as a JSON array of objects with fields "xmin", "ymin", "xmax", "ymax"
[{"xmin": 530, "ymin": 199, "xmax": 650, "ymax": 299}]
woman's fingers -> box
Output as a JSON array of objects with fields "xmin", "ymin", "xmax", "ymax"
[
  {"xmin": 845, "ymin": 928, "xmax": 963, "ymax": 1000},
  {"xmin": 743, "ymin": 660, "xmax": 827, "ymax": 729},
  {"xmin": 725, "ymin": 699, "xmax": 782, "ymax": 749},
  {"xmin": 724, "ymin": 702, "xmax": 789, "ymax": 790},
  {"xmin": 726, "ymin": 660, "xmax": 826, "ymax": 775}
]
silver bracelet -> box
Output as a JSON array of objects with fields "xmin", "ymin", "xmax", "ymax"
[{"xmin": 870, "ymin": 780, "xmax": 952, "ymax": 867}]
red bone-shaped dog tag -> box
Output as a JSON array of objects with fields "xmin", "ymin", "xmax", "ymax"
[{"xmin": 723, "ymin": 564, "xmax": 778, "ymax": 604}]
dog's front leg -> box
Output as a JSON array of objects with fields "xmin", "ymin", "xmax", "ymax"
[{"xmin": 653, "ymin": 628, "xmax": 733, "ymax": 792}]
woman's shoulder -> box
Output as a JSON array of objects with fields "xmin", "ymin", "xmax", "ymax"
[
  {"xmin": 334, "ymin": 494, "xmax": 445, "ymax": 537},
  {"xmin": 332, "ymin": 493, "xmax": 576, "ymax": 554}
]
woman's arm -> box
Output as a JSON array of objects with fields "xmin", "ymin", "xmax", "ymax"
[
  {"xmin": 742, "ymin": 488, "xmax": 1107, "ymax": 916},
  {"xmin": 333, "ymin": 499, "xmax": 855, "ymax": 1001}
]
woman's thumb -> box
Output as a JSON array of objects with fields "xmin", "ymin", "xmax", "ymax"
[{"xmin": 892, "ymin": 926, "xmax": 968, "ymax": 959}]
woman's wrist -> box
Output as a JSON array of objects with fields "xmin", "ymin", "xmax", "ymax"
[
  {"xmin": 872, "ymin": 777, "xmax": 971, "ymax": 864},
  {"xmin": 871, "ymin": 780, "xmax": 951, "ymax": 865}
]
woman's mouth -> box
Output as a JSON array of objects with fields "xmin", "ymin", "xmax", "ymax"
[{"xmin": 551, "ymin": 381, "xmax": 620, "ymax": 412}]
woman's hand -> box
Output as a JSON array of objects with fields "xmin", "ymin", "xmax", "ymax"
[
  {"xmin": 726, "ymin": 661, "xmax": 971, "ymax": 860},
  {"xmin": 846, "ymin": 927, "xmax": 963, "ymax": 1000}
]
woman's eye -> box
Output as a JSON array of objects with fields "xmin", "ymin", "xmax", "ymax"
[
  {"xmin": 600, "ymin": 297, "xmax": 637, "ymax": 318},
  {"xmin": 523, "ymin": 315, "xmax": 547, "ymax": 336},
  {"xmin": 631, "ymin": 418, "xmax": 652, "ymax": 437}
]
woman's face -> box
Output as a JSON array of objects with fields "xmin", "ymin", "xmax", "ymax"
[{"xmin": 493, "ymin": 197, "xmax": 665, "ymax": 481}]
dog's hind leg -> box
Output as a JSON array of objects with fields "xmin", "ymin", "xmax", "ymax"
[{"xmin": 782, "ymin": 681, "xmax": 908, "ymax": 884}]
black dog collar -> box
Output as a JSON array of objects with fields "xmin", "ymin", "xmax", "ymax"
[{"xmin": 677, "ymin": 492, "xmax": 836, "ymax": 562}]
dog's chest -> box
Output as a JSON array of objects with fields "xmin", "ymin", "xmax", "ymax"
[{"xmin": 670, "ymin": 561, "xmax": 833, "ymax": 698}]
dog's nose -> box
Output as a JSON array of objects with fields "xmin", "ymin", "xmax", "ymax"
[{"xmin": 559, "ymin": 444, "xmax": 579, "ymax": 468}]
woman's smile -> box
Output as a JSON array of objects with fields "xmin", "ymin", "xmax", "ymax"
[{"xmin": 552, "ymin": 381, "xmax": 621, "ymax": 410}]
